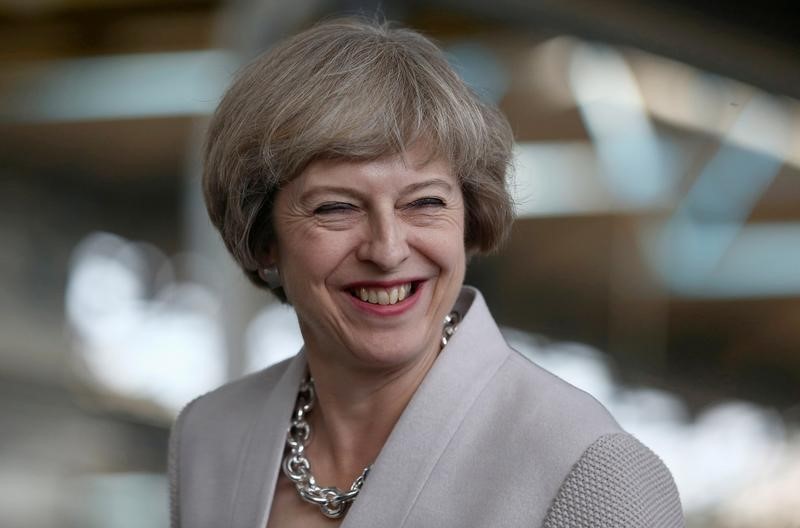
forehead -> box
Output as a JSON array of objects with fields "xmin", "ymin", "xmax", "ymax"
[{"xmin": 291, "ymin": 147, "xmax": 457, "ymax": 195}]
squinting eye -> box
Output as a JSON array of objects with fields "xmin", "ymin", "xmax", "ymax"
[
  {"xmin": 409, "ymin": 197, "xmax": 445, "ymax": 208},
  {"xmin": 314, "ymin": 202, "xmax": 354, "ymax": 214}
]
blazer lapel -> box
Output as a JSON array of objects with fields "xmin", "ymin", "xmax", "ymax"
[
  {"xmin": 231, "ymin": 351, "xmax": 307, "ymax": 528},
  {"xmin": 342, "ymin": 287, "xmax": 511, "ymax": 528}
]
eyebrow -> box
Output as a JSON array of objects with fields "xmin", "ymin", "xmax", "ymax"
[
  {"xmin": 299, "ymin": 178, "xmax": 454, "ymax": 202},
  {"xmin": 403, "ymin": 178, "xmax": 454, "ymax": 194}
]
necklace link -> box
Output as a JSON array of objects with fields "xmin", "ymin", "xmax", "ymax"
[
  {"xmin": 281, "ymin": 310, "xmax": 459, "ymax": 518},
  {"xmin": 283, "ymin": 375, "xmax": 370, "ymax": 518}
]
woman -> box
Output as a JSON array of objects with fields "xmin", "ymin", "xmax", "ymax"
[{"xmin": 169, "ymin": 18, "xmax": 684, "ymax": 528}]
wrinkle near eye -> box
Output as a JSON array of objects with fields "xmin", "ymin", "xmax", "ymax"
[{"xmin": 315, "ymin": 215, "xmax": 361, "ymax": 231}]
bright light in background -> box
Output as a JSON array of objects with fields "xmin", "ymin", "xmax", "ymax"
[
  {"xmin": 244, "ymin": 303, "xmax": 303, "ymax": 374},
  {"xmin": 569, "ymin": 42, "xmax": 677, "ymax": 207},
  {"xmin": 512, "ymin": 138, "xmax": 688, "ymax": 217},
  {"xmin": 65, "ymin": 232, "xmax": 226, "ymax": 413},
  {"xmin": 512, "ymin": 142, "xmax": 612, "ymax": 217},
  {"xmin": 71, "ymin": 473, "xmax": 168, "ymax": 528},
  {"xmin": 716, "ymin": 439, "xmax": 800, "ymax": 527},
  {"xmin": 700, "ymin": 224, "xmax": 800, "ymax": 298},
  {"xmin": 645, "ymin": 221, "xmax": 800, "ymax": 298}
]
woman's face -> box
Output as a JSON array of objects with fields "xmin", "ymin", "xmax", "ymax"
[{"xmin": 269, "ymin": 144, "xmax": 466, "ymax": 371}]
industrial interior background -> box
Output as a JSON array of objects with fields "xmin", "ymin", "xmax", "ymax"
[{"xmin": 1, "ymin": 0, "xmax": 799, "ymax": 526}]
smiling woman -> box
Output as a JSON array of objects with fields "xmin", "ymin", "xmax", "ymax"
[{"xmin": 169, "ymin": 17, "xmax": 685, "ymax": 528}]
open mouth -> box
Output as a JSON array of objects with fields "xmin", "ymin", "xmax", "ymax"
[{"xmin": 348, "ymin": 282, "xmax": 421, "ymax": 306}]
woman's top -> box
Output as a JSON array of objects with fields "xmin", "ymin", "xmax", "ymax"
[{"xmin": 169, "ymin": 286, "xmax": 684, "ymax": 528}]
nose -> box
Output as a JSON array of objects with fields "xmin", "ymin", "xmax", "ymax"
[{"xmin": 356, "ymin": 209, "xmax": 410, "ymax": 271}]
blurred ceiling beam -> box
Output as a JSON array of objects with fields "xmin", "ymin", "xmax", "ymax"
[
  {"xmin": 0, "ymin": 0, "xmax": 213, "ymax": 17},
  {"xmin": 4, "ymin": 0, "xmax": 798, "ymax": 100},
  {"xmin": 0, "ymin": 0, "xmax": 217, "ymax": 60},
  {"xmin": 0, "ymin": 50, "xmax": 238, "ymax": 122},
  {"xmin": 430, "ymin": 0, "xmax": 800, "ymax": 101}
]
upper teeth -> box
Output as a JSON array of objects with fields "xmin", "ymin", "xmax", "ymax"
[{"xmin": 356, "ymin": 284, "xmax": 412, "ymax": 305}]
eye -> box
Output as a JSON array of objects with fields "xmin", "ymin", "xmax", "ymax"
[
  {"xmin": 314, "ymin": 202, "xmax": 355, "ymax": 215},
  {"xmin": 408, "ymin": 197, "xmax": 445, "ymax": 208}
]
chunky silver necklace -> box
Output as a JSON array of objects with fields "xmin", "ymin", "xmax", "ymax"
[{"xmin": 282, "ymin": 311, "xmax": 460, "ymax": 518}]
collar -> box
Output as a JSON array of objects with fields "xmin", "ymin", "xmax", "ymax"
[{"xmin": 232, "ymin": 286, "xmax": 510, "ymax": 528}]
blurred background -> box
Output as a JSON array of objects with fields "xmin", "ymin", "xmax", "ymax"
[{"xmin": 1, "ymin": 0, "xmax": 799, "ymax": 526}]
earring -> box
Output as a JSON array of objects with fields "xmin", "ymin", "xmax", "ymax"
[{"xmin": 258, "ymin": 266, "xmax": 282, "ymax": 288}]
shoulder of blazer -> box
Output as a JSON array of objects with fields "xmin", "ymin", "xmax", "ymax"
[
  {"xmin": 543, "ymin": 432, "xmax": 685, "ymax": 528},
  {"xmin": 505, "ymin": 347, "xmax": 620, "ymax": 431},
  {"xmin": 167, "ymin": 356, "xmax": 296, "ymax": 528},
  {"xmin": 497, "ymin": 347, "xmax": 683, "ymax": 526}
]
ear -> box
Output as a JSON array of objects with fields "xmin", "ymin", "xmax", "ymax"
[{"xmin": 256, "ymin": 240, "xmax": 279, "ymax": 268}]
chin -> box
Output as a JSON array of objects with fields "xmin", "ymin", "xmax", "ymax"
[{"xmin": 345, "ymin": 332, "xmax": 438, "ymax": 370}]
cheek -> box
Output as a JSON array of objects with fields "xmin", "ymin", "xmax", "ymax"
[
  {"xmin": 442, "ymin": 216, "xmax": 467, "ymax": 268},
  {"xmin": 419, "ymin": 231, "xmax": 466, "ymax": 273},
  {"xmin": 280, "ymin": 231, "xmax": 354, "ymax": 290}
]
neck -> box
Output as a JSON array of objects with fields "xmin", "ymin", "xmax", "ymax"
[{"xmin": 301, "ymin": 339, "xmax": 440, "ymax": 487}]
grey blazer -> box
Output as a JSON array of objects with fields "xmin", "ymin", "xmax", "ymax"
[{"xmin": 169, "ymin": 287, "xmax": 684, "ymax": 527}]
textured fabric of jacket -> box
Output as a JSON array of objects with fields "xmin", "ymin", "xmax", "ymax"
[{"xmin": 169, "ymin": 286, "xmax": 684, "ymax": 528}]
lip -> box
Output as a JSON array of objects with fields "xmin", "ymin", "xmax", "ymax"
[
  {"xmin": 343, "ymin": 278, "xmax": 425, "ymax": 289},
  {"xmin": 344, "ymin": 279, "xmax": 426, "ymax": 316}
]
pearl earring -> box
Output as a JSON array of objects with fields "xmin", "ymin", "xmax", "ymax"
[{"xmin": 258, "ymin": 266, "xmax": 281, "ymax": 288}]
